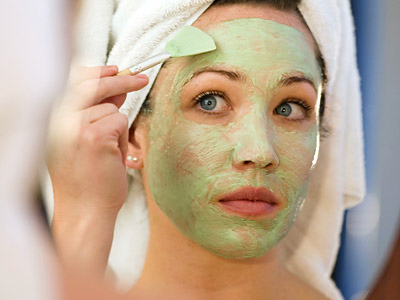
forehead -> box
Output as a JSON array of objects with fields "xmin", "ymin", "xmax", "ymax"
[
  {"xmin": 184, "ymin": 19, "xmax": 320, "ymax": 85},
  {"xmin": 152, "ymin": 4, "xmax": 322, "ymax": 98},
  {"xmin": 193, "ymin": 4, "xmax": 317, "ymax": 53}
]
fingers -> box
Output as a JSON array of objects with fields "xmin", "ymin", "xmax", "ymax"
[
  {"xmin": 83, "ymin": 103, "xmax": 119, "ymax": 124},
  {"xmin": 101, "ymin": 94, "xmax": 127, "ymax": 109},
  {"xmin": 92, "ymin": 74, "xmax": 149, "ymax": 105},
  {"xmin": 70, "ymin": 74, "xmax": 148, "ymax": 111},
  {"xmin": 118, "ymin": 120, "xmax": 129, "ymax": 164},
  {"xmin": 89, "ymin": 112, "xmax": 129, "ymax": 160},
  {"xmin": 57, "ymin": 65, "xmax": 144, "ymax": 164},
  {"xmin": 69, "ymin": 65, "xmax": 118, "ymax": 85}
]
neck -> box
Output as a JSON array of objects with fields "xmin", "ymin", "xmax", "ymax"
[{"xmin": 131, "ymin": 204, "xmax": 289, "ymax": 300}]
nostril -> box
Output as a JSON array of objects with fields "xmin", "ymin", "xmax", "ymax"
[{"xmin": 243, "ymin": 161, "xmax": 251, "ymax": 165}]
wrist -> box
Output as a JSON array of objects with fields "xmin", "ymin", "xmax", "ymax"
[
  {"xmin": 52, "ymin": 191, "xmax": 122, "ymax": 221},
  {"xmin": 52, "ymin": 202, "xmax": 119, "ymax": 275}
]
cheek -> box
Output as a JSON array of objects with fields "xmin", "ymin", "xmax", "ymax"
[
  {"xmin": 166, "ymin": 119, "xmax": 234, "ymax": 174},
  {"xmin": 274, "ymin": 126, "xmax": 318, "ymax": 187}
]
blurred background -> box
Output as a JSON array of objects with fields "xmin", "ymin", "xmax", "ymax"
[{"xmin": 333, "ymin": 0, "xmax": 400, "ymax": 299}]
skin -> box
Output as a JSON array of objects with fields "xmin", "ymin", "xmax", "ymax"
[
  {"xmin": 128, "ymin": 4, "xmax": 330, "ymax": 299},
  {"xmin": 139, "ymin": 18, "xmax": 322, "ymax": 259}
]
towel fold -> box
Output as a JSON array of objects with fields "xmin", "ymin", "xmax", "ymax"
[{"xmin": 45, "ymin": 0, "xmax": 365, "ymax": 299}]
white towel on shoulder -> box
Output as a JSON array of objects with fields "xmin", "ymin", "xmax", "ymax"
[{"xmin": 45, "ymin": 0, "xmax": 365, "ymax": 299}]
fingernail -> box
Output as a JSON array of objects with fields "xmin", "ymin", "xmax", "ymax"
[
  {"xmin": 135, "ymin": 74, "xmax": 148, "ymax": 82},
  {"xmin": 109, "ymin": 65, "xmax": 118, "ymax": 72}
]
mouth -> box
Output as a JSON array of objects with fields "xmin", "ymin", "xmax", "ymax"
[{"xmin": 216, "ymin": 186, "xmax": 282, "ymax": 219}]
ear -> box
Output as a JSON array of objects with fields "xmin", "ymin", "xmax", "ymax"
[{"xmin": 126, "ymin": 124, "xmax": 146, "ymax": 169}]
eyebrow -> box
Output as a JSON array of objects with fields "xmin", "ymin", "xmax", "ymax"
[
  {"xmin": 187, "ymin": 67, "xmax": 244, "ymax": 83},
  {"xmin": 183, "ymin": 67, "xmax": 317, "ymax": 91},
  {"xmin": 278, "ymin": 75, "xmax": 317, "ymax": 91}
]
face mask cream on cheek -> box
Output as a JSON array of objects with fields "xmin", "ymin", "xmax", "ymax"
[{"xmin": 144, "ymin": 18, "xmax": 322, "ymax": 259}]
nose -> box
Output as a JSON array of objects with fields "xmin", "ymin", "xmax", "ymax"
[{"xmin": 231, "ymin": 116, "xmax": 279, "ymax": 172}]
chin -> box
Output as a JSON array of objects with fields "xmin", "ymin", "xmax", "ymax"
[
  {"xmin": 185, "ymin": 219, "xmax": 292, "ymax": 260},
  {"xmin": 198, "ymin": 235, "xmax": 284, "ymax": 259}
]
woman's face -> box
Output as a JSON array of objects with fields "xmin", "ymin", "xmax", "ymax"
[{"xmin": 138, "ymin": 5, "xmax": 323, "ymax": 259}]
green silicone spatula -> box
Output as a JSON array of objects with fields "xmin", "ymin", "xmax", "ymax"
[{"xmin": 117, "ymin": 26, "xmax": 216, "ymax": 76}]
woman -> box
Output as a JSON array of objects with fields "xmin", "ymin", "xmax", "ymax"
[{"xmin": 46, "ymin": 0, "xmax": 365, "ymax": 299}]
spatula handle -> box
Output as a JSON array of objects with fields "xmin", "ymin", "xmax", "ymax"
[{"xmin": 117, "ymin": 52, "xmax": 171, "ymax": 76}]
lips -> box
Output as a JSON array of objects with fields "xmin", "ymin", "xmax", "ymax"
[{"xmin": 216, "ymin": 187, "xmax": 281, "ymax": 219}]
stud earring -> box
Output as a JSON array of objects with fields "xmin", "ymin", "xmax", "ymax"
[{"xmin": 127, "ymin": 156, "xmax": 138, "ymax": 162}]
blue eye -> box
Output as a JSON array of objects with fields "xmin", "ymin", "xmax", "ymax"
[
  {"xmin": 199, "ymin": 95, "xmax": 217, "ymax": 111},
  {"xmin": 194, "ymin": 91, "xmax": 230, "ymax": 114},
  {"xmin": 275, "ymin": 103, "xmax": 292, "ymax": 116},
  {"xmin": 274, "ymin": 101, "xmax": 309, "ymax": 120}
]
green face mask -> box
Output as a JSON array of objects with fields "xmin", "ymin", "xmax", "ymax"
[{"xmin": 144, "ymin": 19, "xmax": 322, "ymax": 258}]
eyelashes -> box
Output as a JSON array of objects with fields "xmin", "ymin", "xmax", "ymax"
[
  {"xmin": 193, "ymin": 91, "xmax": 227, "ymax": 104},
  {"xmin": 274, "ymin": 99, "xmax": 313, "ymax": 121},
  {"xmin": 193, "ymin": 91, "xmax": 230, "ymax": 115},
  {"xmin": 192, "ymin": 90, "xmax": 313, "ymax": 120}
]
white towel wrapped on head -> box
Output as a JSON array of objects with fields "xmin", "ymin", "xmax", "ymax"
[{"xmin": 46, "ymin": 0, "xmax": 365, "ymax": 299}]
